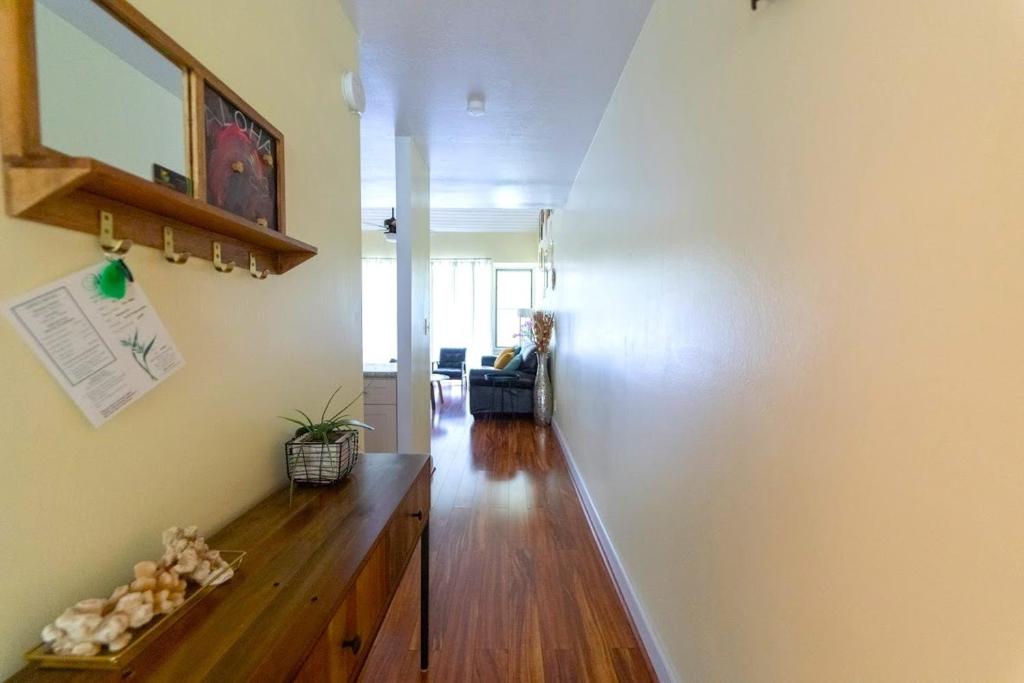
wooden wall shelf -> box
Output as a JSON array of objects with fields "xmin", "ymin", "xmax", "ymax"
[
  {"xmin": 5, "ymin": 157, "xmax": 316, "ymax": 274},
  {"xmin": 0, "ymin": 0, "xmax": 318, "ymax": 276}
]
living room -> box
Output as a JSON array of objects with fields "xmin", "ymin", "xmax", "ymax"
[{"xmin": 360, "ymin": 207, "xmax": 545, "ymax": 446}]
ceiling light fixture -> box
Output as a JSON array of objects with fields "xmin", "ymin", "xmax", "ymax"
[{"xmin": 467, "ymin": 95, "xmax": 486, "ymax": 117}]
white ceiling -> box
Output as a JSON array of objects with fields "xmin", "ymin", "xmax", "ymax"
[{"xmin": 343, "ymin": 0, "xmax": 653, "ymax": 214}]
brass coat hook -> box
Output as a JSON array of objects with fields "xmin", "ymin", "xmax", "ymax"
[
  {"xmin": 162, "ymin": 227, "xmax": 190, "ymax": 264},
  {"xmin": 212, "ymin": 242, "xmax": 235, "ymax": 273},
  {"xmin": 99, "ymin": 211, "xmax": 132, "ymax": 254},
  {"xmin": 249, "ymin": 253, "xmax": 269, "ymax": 280}
]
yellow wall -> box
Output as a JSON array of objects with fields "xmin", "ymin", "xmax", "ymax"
[
  {"xmin": 548, "ymin": 1, "xmax": 1024, "ymax": 681},
  {"xmin": 363, "ymin": 228, "xmax": 537, "ymax": 261},
  {"xmin": 0, "ymin": 1, "xmax": 361, "ymax": 676}
]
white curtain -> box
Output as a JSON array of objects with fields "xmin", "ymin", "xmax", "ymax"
[
  {"xmin": 362, "ymin": 258, "xmax": 397, "ymax": 363},
  {"xmin": 430, "ymin": 259, "xmax": 493, "ymax": 367}
]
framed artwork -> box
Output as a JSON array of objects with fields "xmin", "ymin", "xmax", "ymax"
[
  {"xmin": 538, "ymin": 209, "xmax": 555, "ymax": 295},
  {"xmin": 202, "ymin": 83, "xmax": 282, "ymax": 232}
]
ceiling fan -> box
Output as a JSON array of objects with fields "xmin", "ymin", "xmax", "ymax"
[{"xmin": 362, "ymin": 208, "xmax": 398, "ymax": 243}]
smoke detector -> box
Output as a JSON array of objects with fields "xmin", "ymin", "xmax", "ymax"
[
  {"xmin": 342, "ymin": 71, "xmax": 366, "ymax": 115},
  {"xmin": 467, "ymin": 95, "xmax": 486, "ymax": 117}
]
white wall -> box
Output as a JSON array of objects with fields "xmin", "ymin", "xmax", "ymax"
[
  {"xmin": 549, "ymin": 1, "xmax": 1024, "ymax": 681},
  {"xmin": 395, "ymin": 137, "xmax": 431, "ymax": 454}
]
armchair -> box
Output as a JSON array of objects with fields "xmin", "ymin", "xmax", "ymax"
[{"xmin": 432, "ymin": 347, "xmax": 467, "ymax": 389}]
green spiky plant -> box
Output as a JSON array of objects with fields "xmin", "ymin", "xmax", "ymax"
[{"xmin": 280, "ymin": 385, "xmax": 374, "ymax": 444}]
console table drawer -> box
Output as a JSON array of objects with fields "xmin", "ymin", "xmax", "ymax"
[
  {"xmin": 294, "ymin": 541, "xmax": 387, "ymax": 682},
  {"xmin": 387, "ymin": 467, "xmax": 430, "ymax": 588}
]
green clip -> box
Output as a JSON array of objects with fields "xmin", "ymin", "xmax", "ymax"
[{"xmin": 95, "ymin": 259, "xmax": 133, "ymax": 300}]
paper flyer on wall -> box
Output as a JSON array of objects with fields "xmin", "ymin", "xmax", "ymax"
[{"xmin": 3, "ymin": 261, "xmax": 184, "ymax": 427}]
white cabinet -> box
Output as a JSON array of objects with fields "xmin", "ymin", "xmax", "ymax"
[
  {"xmin": 364, "ymin": 378, "xmax": 397, "ymax": 406},
  {"xmin": 363, "ymin": 376, "xmax": 398, "ymax": 452}
]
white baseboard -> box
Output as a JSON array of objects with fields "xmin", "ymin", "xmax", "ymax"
[{"xmin": 551, "ymin": 418, "xmax": 679, "ymax": 683}]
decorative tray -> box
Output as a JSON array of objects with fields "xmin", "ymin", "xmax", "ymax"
[{"xmin": 24, "ymin": 550, "xmax": 245, "ymax": 670}]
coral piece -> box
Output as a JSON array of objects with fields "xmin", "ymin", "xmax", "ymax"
[
  {"xmin": 126, "ymin": 603, "xmax": 154, "ymax": 629},
  {"xmin": 114, "ymin": 592, "xmax": 143, "ymax": 614},
  {"xmin": 108, "ymin": 632, "xmax": 132, "ymax": 652},
  {"xmin": 172, "ymin": 548, "xmax": 199, "ymax": 574},
  {"xmin": 130, "ymin": 576, "xmax": 157, "ymax": 592},
  {"xmin": 72, "ymin": 599, "xmax": 105, "ymax": 615},
  {"xmin": 39, "ymin": 525, "xmax": 232, "ymax": 657},
  {"xmin": 92, "ymin": 614, "xmax": 128, "ymax": 644},
  {"xmin": 108, "ymin": 585, "xmax": 129, "ymax": 605},
  {"xmin": 70, "ymin": 642, "xmax": 101, "ymax": 657},
  {"xmin": 55, "ymin": 611, "xmax": 101, "ymax": 641},
  {"xmin": 160, "ymin": 526, "xmax": 234, "ymax": 587},
  {"xmin": 133, "ymin": 561, "xmax": 157, "ymax": 579}
]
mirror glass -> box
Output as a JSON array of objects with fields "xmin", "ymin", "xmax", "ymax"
[{"xmin": 34, "ymin": 0, "xmax": 188, "ymax": 180}]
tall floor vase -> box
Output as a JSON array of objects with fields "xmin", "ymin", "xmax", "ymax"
[{"xmin": 533, "ymin": 350, "xmax": 553, "ymax": 425}]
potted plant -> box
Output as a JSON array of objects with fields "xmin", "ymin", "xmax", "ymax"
[{"xmin": 281, "ymin": 386, "xmax": 373, "ymax": 485}]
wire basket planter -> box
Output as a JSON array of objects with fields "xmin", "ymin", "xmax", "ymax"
[{"xmin": 285, "ymin": 430, "xmax": 359, "ymax": 486}]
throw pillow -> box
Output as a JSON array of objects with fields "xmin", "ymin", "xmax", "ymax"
[
  {"xmin": 519, "ymin": 348, "xmax": 538, "ymax": 374},
  {"xmin": 493, "ymin": 348, "xmax": 516, "ymax": 369},
  {"xmin": 504, "ymin": 354, "xmax": 523, "ymax": 372}
]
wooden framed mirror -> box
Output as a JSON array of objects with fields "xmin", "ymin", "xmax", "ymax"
[{"xmin": 0, "ymin": 0, "xmax": 313, "ymax": 274}]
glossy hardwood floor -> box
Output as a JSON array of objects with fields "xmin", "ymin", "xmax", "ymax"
[{"xmin": 359, "ymin": 387, "xmax": 656, "ymax": 682}]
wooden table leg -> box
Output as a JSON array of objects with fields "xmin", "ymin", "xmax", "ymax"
[
  {"xmin": 438, "ymin": 381, "xmax": 444, "ymax": 404},
  {"xmin": 420, "ymin": 520, "xmax": 430, "ymax": 671},
  {"xmin": 430, "ymin": 382, "xmax": 435, "ymax": 411}
]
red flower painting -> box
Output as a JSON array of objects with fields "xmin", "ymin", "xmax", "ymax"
[{"xmin": 204, "ymin": 85, "xmax": 278, "ymax": 231}]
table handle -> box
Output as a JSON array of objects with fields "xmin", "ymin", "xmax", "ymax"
[{"xmin": 341, "ymin": 634, "xmax": 362, "ymax": 654}]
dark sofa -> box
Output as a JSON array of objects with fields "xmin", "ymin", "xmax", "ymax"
[{"xmin": 469, "ymin": 348, "xmax": 541, "ymax": 417}]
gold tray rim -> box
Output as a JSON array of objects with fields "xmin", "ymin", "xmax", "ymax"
[{"xmin": 25, "ymin": 550, "xmax": 246, "ymax": 670}]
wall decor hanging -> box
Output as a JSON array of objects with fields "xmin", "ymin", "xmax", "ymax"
[
  {"xmin": 202, "ymin": 84, "xmax": 281, "ymax": 233},
  {"xmin": 538, "ymin": 209, "xmax": 556, "ymax": 296},
  {"xmin": 0, "ymin": 0, "xmax": 314, "ymax": 275},
  {"xmin": 3, "ymin": 259, "xmax": 184, "ymax": 426}
]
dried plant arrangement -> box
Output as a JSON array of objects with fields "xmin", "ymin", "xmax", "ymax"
[{"xmin": 530, "ymin": 310, "xmax": 554, "ymax": 353}]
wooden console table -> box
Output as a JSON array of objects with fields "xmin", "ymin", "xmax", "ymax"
[{"xmin": 12, "ymin": 453, "xmax": 431, "ymax": 682}]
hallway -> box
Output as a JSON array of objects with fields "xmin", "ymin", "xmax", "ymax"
[{"xmin": 360, "ymin": 388, "xmax": 655, "ymax": 681}]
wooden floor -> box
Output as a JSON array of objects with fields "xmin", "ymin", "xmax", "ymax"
[{"xmin": 359, "ymin": 387, "xmax": 656, "ymax": 682}]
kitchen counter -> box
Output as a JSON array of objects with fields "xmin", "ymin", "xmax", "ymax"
[
  {"xmin": 363, "ymin": 365, "xmax": 397, "ymax": 452},
  {"xmin": 363, "ymin": 362, "xmax": 397, "ymax": 378}
]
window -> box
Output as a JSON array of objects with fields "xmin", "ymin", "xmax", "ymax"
[
  {"xmin": 494, "ymin": 267, "xmax": 534, "ymax": 348},
  {"xmin": 362, "ymin": 258, "xmax": 397, "ymax": 363},
  {"xmin": 430, "ymin": 259, "xmax": 493, "ymax": 365}
]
